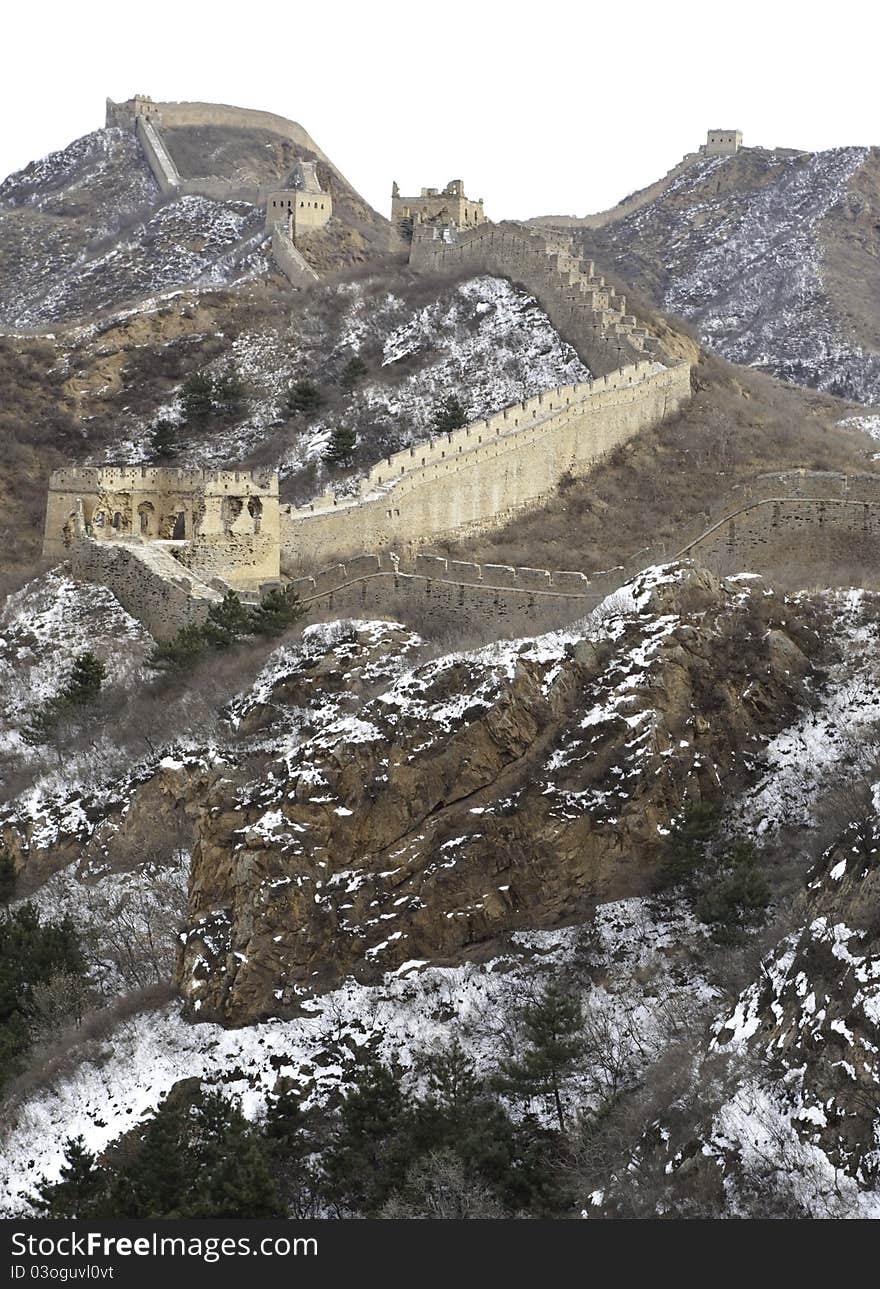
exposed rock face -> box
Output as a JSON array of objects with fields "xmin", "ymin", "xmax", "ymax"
[
  {"xmin": 715, "ymin": 817, "xmax": 880, "ymax": 1182},
  {"xmin": 179, "ymin": 564, "xmax": 829, "ymax": 1025}
]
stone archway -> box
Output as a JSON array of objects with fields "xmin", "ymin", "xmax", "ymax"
[
  {"xmin": 137, "ymin": 501, "xmax": 156, "ymax": 537},
  {"xmin": 247, "ymin": 495, "xmax": 263, "ymax": 533},
  {"xmin": 222, "ymin": 496, "xmax": 244, "ymax": 534}
]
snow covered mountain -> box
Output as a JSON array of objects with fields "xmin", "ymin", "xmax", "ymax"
[
  {"xmin": 549, "ymin": 146, "xmax": 880, "ymax": 405},
  {"xmin": 0, "ymin": 119, "xmax": 387, "ymax": 329}
]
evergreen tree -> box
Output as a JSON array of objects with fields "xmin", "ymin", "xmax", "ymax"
[
  {"xmin": 37, "ymin": 1090, "xmax": 282, "ymax": 1219},
  {"xmin": 660, "ymin": 800, "xmax": 721, "ymax": 888},
  {"xmin": 22, "ymin": 653, "xmax": 106, "ymax": 745},
  {"xmin": 247, "ymin": 586, "xmax": 305, "ymax": 637},
  {"xmin": 0, "ymin": 905, "xmax": 86, "ymax": 1088},
  {"xmin": 695, "ymin": 838, "xmax": 771, "ymax": 940},
  {"xmin": 286, "ymin": 379, "xmax": 323, "ymax": 417},
  {"xmin": 0, "ymin": 846, "xmax": 16, "ymax": 903},
  {"xmin": 202, "ymin": 591, "xmax": 251, "ymax": 649},
  {"xmin": 146, "ymin": 623, "xmax": 209, "ymax": 673},
  {"xmin": 214, "ymin": 365, "xmax": 244, "ymax": 415},
  {"xmin": 180, "ymin": 370, "xmax": 215, "ymax": 424},
  {"xmin": 496, "ymin": 981, "xmax": 584, "ymax": 1130},
  {"xmin": 321, "ymin": 1058, "xmax": 413, "ymax": 1215},
  {"xmin": 339, "ymin": 354, "xmax": 368, "ymax": 393},
  {"xmin": 432, "ymin": 394, "xmax": 468, "ymax": 434},
  {"xmin": 62, "ymin": 652, "xmax": 107, "ymax": 705},
  {"xmin": 189, "ymin": 1091, "xmax": 281, "ymax": 1218},
  {"xmin": 33, "ymin": 1137, "xmax": 109, "ymax": 1218},
  {"xmin": 323, "ymin": 424, "xmax": 357, "ymax": 468},
  {"xmin": 262, "ymin": 1087, "xmax": 322, "ymax": 1215},
  {"xmin": 150, "ymin": 418, "xmax": 178, "ymax": 460}
]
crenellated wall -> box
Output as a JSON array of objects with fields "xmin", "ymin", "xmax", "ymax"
[
  {"xmin": 280, "ymin": 360, "xmax": 692, "ymax": 572},
  {"xmin": 286, "ymin": 551, "xmax": 602, "ymax": 637},
  {"xmin": 409, "ymin": 220, "xmax": 665, "ymax": 375}
]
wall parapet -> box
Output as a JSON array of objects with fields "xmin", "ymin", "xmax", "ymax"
[
  {"xmin": 69, "ymin": 536, "xmax": 223, "ymax": 640},
  {"xmin": 290, "ymin": 359, "xmax": 684, "ymax": 521},
  {"xmin": 288, "ymin": 552, "xmax": 595, "ymax": 603},
  {"xmin": 271, "ymin": 222, "xmax": 321, "ymax": 285},
  {"xmin": 280, "ymin": 359, "xmax": 691, "ymax": 570},
  {"xmin": 408, "ymin": 220, "xmax": 666, "ymax": 375}
]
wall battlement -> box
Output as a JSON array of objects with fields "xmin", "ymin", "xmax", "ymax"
[
  {"xmin": 279, "ymin": 360, "xmax": 692, "ymax": 571},
  {"xmin": 286, "ymin": 551, "xmax": 603, "ymax": 639},
  {"xmin": 408, "ymin": 220, "xmax": 664, "ymax": 375}
]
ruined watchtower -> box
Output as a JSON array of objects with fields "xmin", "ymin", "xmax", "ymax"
[
  {"xmin": 390, "ymin": 178, "xmax": 486, "ymax": 252},
  {"xmin": 43, "ymin": 466, "xmax": 280, "ymax": 591}
]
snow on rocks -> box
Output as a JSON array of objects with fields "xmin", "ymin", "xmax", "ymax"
[{"xmin": 0, "ymin": 892, "xmax": 708, "ymax": 1216}]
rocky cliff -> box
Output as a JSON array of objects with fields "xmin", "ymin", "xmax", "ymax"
[{"xmin": 176, "ymin": 563, "xmax": 827, "ymax": 1023}]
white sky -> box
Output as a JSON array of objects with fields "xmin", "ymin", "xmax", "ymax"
[{"xmin": 2, "ymin": 0, "xmax": 877, "ymax": 220}]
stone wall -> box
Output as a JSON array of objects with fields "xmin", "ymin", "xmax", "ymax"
[
  {"xmin": 270, "ymin": 223, "xmax": 321, "ymax": 285},
  {"xmin": 106, "ymin": 97, "xmax": 359, "ymax": 195},
  {"xmin": 677, "ymin": 496, "xmax": 880, "ymax": 577},
  {"xmin": 288, "ymin": 552, "xmax": 601, "ymax": 638},
  {"xmin": 281, "ymin": 360, "xmax": 691, "ymax": 572},
  {"xmin": 69, "ymin": 537, "xmax": 223, "ymax": 640},
  {"xmin": 135, "ymin": 116, "xmax": 181, "ymax": 197},
  {"xmin": 409, "ymin": 221, "xmax": 664, "ymax": 374}
]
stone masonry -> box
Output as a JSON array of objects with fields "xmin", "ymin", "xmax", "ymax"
[
  {"xmin": 43, "ymin": 467, "xmax": 280, "ymax": 591},
  {"xmin": 390, "ymin": 178, "xmax": 485, "ymax": 251}
]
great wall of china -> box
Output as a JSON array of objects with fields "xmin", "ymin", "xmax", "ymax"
[{"xmin": 39, "ymin": 105, "xmax": 880, "ymax": 641}]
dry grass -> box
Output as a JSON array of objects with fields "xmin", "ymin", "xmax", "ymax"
[{"xmin": 440, "ymin": 351, "xmax": 879, "ymax": 575}]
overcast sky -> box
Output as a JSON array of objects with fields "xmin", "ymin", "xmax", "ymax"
[{"xmin": 2, "ymin": 0, "xmax": 877, "ymax": 220}]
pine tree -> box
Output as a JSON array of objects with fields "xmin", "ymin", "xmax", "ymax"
[
  {"xmin": 190, "ymin": 1091, "xmax": 281, "ymax": 1218},
  {"xmin": 422, "ymin": 1038, "xmax": 482, "ymax": 1117},
  {"xmin": 180, "ymin": 370, "xmax": 215, "ymax": 424},
  {"xmin": 432, "ymin": 394, "xmax": 468, "ymax": 434},
  {"xmin": 339, "ymin": 354, "xmax": 368, "ymax": 393},
  {"xmin": 0, "ymin": 846, "xmax": 16, "ymax": 903},
  {"xmin": 33, "ymin": 1136, "xmax": 109, "ymax": 1218},
  {"xmin": 62, "ymin": 652, "xmax": 107, "ymax": 705},
  {"xmin": 660, "ymin": 800, "xmax": 720, "ymax": 888},
  {"xmin": 202, "ymin": 591, "xmax": 251, "ymax": 649},
  {"xmin": 321, "ymin": 1058, "xmax": 413, "ymax": 1215},
  {"xmin": 146, "ymin": 623, "xmax": 209, "ymax": 672},
  {"xmin": 286, "ymin": 379, "xmax": 323, "ymax": 417},
  {"xmin": 0, "ymin": 906, "xmax": 85, "ymax": 1089},
  {"xmin": 323, "ymin": 424, "xmax": 357, "ymax": 467},
  {"xmin": 150, "ymin": 418, "xmax": 178, "ymax": 459},
  {"xmin": 214, "ymin": 366, "xmax": 244, "ymax": 415},
  {"xmin": 247, "ymin": 587, "xmax": 304, "ymax": 637},
  {"xmin": 496, "ymin": 982, "xmax": 584, "ymax": 1131},
  {"xmin": 695, "ymin": 838, "xmax": 770, "ymax": 940},
  {"xmin": 22, "ymin": 653, "xmax": 106, "ymax": 743}
]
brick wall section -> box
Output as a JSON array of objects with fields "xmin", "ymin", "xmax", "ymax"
[
  {"xmin": 280, "ymin": 360, "xmax": 692, "ymax": 573},
  {"xmin": 69, "ymin": 537, "xmax": 223, "ymax": 640},
  {"xmin": 288, "ymin": 552, "xmax": 601, "ymax": 638},
  {"xmin": 677, "ymin": 496, "xmax": 880, "ymax": 572},
  {"xmin": 270, "ymin": 222, "xmax": 321, "ymax": 285},
  {"xmin": 409, "ymin": 220, "xmax": 665, "ymax": 375}
]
